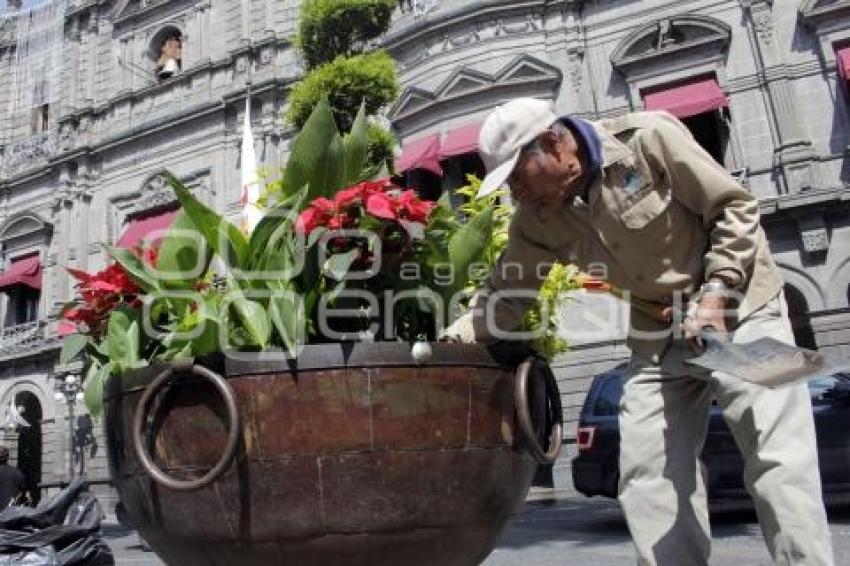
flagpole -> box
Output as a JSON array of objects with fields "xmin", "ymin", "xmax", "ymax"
[{"xmin": 240, "ymin": 83, "xmax": 263, "ymax": 234}]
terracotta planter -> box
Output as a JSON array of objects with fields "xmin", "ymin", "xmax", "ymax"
[{"xmin": 104, "ymin": 343, "xmax": 561, "ymax": 566}]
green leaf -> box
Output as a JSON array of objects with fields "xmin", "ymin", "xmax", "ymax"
[
  {"xmin": 156, "ymin": 210, "xmax": 212, "ymax": 289},
  {"xmin": 106, "ymin": 309, "xmax": 142, "ymax": 370},
  {"xmin": 59, "ymin": 334, "xmax": 89, "ymax": 365},
  {"xmin": 262, "ymin": 242, "xmax": 295, "ymax": 280},
  {"xmin": 165, "ymin": 296, "xmax": 222, "ymax": 358},
  {"xmin": 310, "ymin": 131, "xmax": 347, "ymax": 200},
  {"xmin": 324, "ymin": 249, "xmax": 359, "ymax": 281},
  {"xmin": 217, "ymin": 221, "xmax": 251, "ymax": 270},
  {"xmin": 248, "ymin": 187, "xmax": 306, "ymax": 268},
  {"xmin": 446, "ymin": 205, "xmax": 494, "ymax": 298},
  {"xmin": 226, "ymin": 275, "xmax": 271, "ymax": 347},
  {"xmin": 268, "ymin": 286, "xmax": 305, "ymax": 358},
  {"xmin": 281, "ymin": 97, "xmax": 338, "ymax": 199},
  {"xmin": 307, "ymin": 226, "xmax": 327, "ymax": 249},
  {"xmin": 167, "ymin": 173, "xmax": 250, "ymax": 268},
  {"xmin": 83, "ymin": 361, "xmax": 112, "ymax": 418},
  {"xmin": 343, "ymin": 102, "xmax": 369, "ymax": 185},
  {"xmin": 103, "ymin": 246, "xmax": 160, "ymax": 292}
]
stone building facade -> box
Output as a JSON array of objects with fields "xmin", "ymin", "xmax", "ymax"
[
  {"xmin": 0, "ymin": 0, "xmax": 849, "ymax": 504},
  {"xmin": 0, "ymin": 0, "xmax": 300, "ymax": 509}
]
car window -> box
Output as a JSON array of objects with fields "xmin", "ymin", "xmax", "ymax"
[
  {"xmin": 809, "ymin": 373, "xmax": 850, "ymax": 405},
  {"xmin": 593, "ymin": 376, "xmax": 623, "ymax": 416},
  {"xmin": 809, "ymin": 375, "xmax": 839, "ymax": 405}
]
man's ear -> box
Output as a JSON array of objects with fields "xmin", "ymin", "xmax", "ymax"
[{"xmin": 538, "ymin": 130, "xmax": 560, "ymax": 156}]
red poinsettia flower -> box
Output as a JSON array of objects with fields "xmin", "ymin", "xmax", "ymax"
[
  {"xmin": 311, "ymin": 197, "xmax": 335, "ymax": 214},
  {"xmin": 296, "ymin": 207, "xmax": 327, "ymax": 234},
  {"xmin": 365, "ymin": 192, "xmax": 397, "ymax": 220},
  {"xmin": 334, "ymin": 185, "xmax": 365, "ymax": 209},
  {"xmin": 61, "ymin": 248, "xmax": 157, "ymax": 337},
  {"xmin": 397, "ymin": 190, "xmax": 436, "ymax": 223},
  {"xmin": 328, "ymin": 213, "xmax": 356, "ymax": 230}
]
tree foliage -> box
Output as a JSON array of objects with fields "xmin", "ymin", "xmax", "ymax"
[
  {"xmin": 367, "ymin": 123, "xmax": 396, "ymax": 171},
  {"xmin": 297, "ymin": 0, "xmax": 397, "ymax": 70},
  {"xmin": 287, "ymin": 51, "xmax": 399, "ymax": 132}
]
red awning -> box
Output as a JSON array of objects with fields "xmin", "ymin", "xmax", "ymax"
[
  {"xmin": 396, "ymin": 134, "xmax": 443, "ymax": 176},
  {"xmin": 836, "ymin": 47, "xmax": 850, "ymax": 84},
  {"xmin": 438, "ymin": 123, "xmax": 482, "ymax": 160},
  {"xmin": 117, "ymin": 209, "xmax": 178, "ymax": 248},
  {"xmin": 643, "ymin": 78, "xmax": 729, "ymax": 119},
  {"xmin": 0, "ymin": 253, "xmax": 42, "ymax": 290}
]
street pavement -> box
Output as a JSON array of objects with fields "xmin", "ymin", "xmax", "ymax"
[
  {"xmin": 484, "ymin": 492, "xmax": 850, "ymax": 565},
  {"xmin": 103, "ymin": 492, "xmax": 850, "ymax": 565}
]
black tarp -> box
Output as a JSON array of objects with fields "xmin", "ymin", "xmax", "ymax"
[{"xmin": 0, "ymin": 479, "xmax": 114, "ymax": 565}]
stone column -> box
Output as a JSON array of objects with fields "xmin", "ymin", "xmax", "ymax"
[
  {"xmin": 741, "ymin": 0, "xmax": 818, "ymax": 193},
  {"xmin": 47, "ymin": 178, "xmax": 74, "ymax": 317},
  {"xmin": 63, "ymin": 16, "xmax": 82, "ymax": 116}
]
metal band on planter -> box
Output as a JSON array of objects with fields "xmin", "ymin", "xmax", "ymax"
[
  {"xmin": 131, "ymin": 359, "xmax": 241, "ymax": 491},
  {"xmin": 514, "ymin": 358, "xmax": 563, "ymax": 465}
]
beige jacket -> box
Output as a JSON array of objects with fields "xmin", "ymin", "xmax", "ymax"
[{"xmin": 469, "ymin": 111, "xmax": 784, "ymax": 362}]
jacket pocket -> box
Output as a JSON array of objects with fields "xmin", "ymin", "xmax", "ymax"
[{"xmin": 620, "ymin": 187, "xmax": 670, "ymax": 230}]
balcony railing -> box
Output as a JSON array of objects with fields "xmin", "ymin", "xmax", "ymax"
[{"xmin": 0, "ymin": 321, "xmax": 47, "ymax": 356}]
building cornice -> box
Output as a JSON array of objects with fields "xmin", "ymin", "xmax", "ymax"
[
  {"xmin": 383, "ymin": 0, "xmax": 563, "ymax": 52},
  {"xmin": 800, "ymin": 0, "xmax": 850, "ymax": 30},
  {"xmin": 760, "ymin": 186, "xmax": 850, "ymax": 219}
]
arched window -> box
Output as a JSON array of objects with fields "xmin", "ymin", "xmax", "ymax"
[
  {"xmin": 150, "ymin": 27, "xmax": 183, "ymax": 80},
  {"xmin": 784, "ymin": 284, "xmax": 817, "ymax": 350},
  {"xmin": 611, "ymin": 16, "xmax": 742, "ymax": 172},
  {"xmin": 0, "ymin": 214, "xmax": 50, "ymax": 345}
]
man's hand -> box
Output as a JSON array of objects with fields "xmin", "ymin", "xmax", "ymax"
[{"xmin": 683, "ymin": 291, "xmax": 729, "ymax": 351}]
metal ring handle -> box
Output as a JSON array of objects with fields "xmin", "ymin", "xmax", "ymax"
[
  {"xmin": 514, "ymin": 358, "xmax": 563, "ymax": 465},
  {"xmin": 132, "ymin": 360, "xmax": 241, "ymax": 491}
]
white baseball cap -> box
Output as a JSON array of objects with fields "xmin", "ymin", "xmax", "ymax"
[{"xmin": 477, "ymin": 98, "xmax": 558, "ymax": 197}]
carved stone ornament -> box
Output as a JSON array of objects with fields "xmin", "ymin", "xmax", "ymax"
[
  {"xmin": 3, "ymin": 131, "xmax": 58, "ymax": 176},
  {"xmin": 801, "ymin": 229, "xmax": 829, "ymax": 253},
  {"xmin": 390, "ymin": 55, "xmax": 562, "ymax": 131},
  {"xmin": 0, "ymin": 16, "xmax": 15, "ymax": 46},
  {"xmin": 108, "ymin": 169, "xmax": 211, "ymax": 242},
  {"xmin": 392, "ymin": 10, "xmax": 543, "ymax": 69},
  {"xmin": 136, "ymin": 174, "xmax": 177, "ymax": 212},
  {"xmin": 611, "ymin": 14, "xmax": 731, "ymax": 76},
  {"xmin": 750, "ymin": 3, "xmax": 774, "ymax": 45},
  {"xmin": 798, "ymin": 213, "xmax": 830, "ymax": 255}
]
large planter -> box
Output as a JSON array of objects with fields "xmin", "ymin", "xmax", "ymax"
[{"xmin": 104, "ymin": 343, "xmax": 561, "ymax": 566}]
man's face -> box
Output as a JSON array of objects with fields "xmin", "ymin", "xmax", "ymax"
[{"xmin": 507, "ymin": 129, "xmax": 585, "ymax": 206}]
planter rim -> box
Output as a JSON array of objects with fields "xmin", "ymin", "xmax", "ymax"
[{"xmin": 104, "ymin": 342, "xmax": 506, "ymax": 401}]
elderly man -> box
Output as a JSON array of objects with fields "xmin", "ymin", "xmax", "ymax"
[{"xmin": 444, "ymin": 98, "xmax": 834, "ymax": 565}]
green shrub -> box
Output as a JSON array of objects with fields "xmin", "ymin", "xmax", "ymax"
[
  {"xmin": 287, "ymin": 51, "xmax": 400, "ymax": 132},
  {"xmin": 297, "ymin": 0, "xmax": 397, "ymax": 69},
  {"xmin": 366, "ymin": 123, "xmax": 396, "ymax": 170}
]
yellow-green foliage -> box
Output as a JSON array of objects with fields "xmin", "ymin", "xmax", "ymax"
[
  {"xmin": 287, "ymin": 51, "xmax": 400, "ymax": 132},
  {"xmin": 454, "ymin": 174, "xmax": 511, "ymax": 267},
  {"xmin": 297, "ymin": 0, "xmax": 397, "ymax": 70},
  {"xmin": 523, "ymin": 263, "xmax": 582, "ymax": 360}
]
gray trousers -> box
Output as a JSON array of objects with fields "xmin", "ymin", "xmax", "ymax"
[{"xmin": 618, "ymin": 292, "xmax": 835, "ymax": 565}]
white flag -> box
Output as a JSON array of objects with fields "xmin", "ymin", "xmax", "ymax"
[{"xmin": 240, "ymin": 93, "xmax": 263, "ymax": 234}]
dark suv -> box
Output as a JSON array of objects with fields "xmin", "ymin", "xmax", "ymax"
[{"xmin": 572, "ymin": 364, "xmax": 850, "ymax": 504}]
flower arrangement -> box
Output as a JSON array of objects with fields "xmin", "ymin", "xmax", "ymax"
[{"xmin": 59, "ymin": 99, "xmax": 585, "ymax": 416}]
